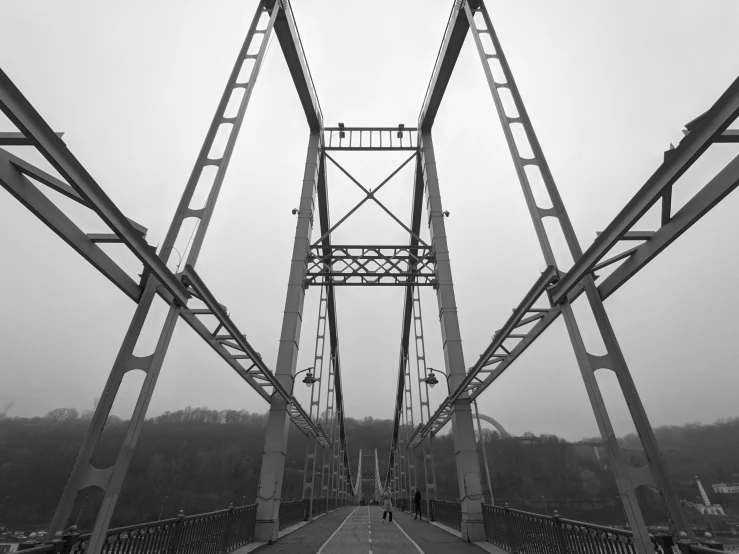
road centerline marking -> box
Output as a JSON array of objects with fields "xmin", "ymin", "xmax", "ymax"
[{"xmin": 316, "ymin": 507, "xmax": 359, "ymax": 554}]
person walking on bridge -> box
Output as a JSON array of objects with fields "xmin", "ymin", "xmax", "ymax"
[
  {"xmin": 413, "ymin": 488, "xmax": 422, "ymax": 520},
  {"xmin": 382, "ymin": 488, "xmax": 393, "ymax": 523}
]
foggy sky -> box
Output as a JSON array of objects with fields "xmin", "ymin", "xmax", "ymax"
[{"xmin": 1, "ymin": 0, "xmax": 738, "ymax": 442}]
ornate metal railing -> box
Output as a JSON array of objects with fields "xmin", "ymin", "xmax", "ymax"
[
  {"xmin": 312, "ymin": 497, "xmax": 328, "ymax": 516},
  {"xmin": 430, "ymin": 499, "xmax": 462, "ymax": 531},
  {"xmin": 328, "ymin": 498, "xmax": 338, "ymax": 511},
  {"xmin": 15, "ymin": 504, "xmax": 257, "ymax": 554},
  {"xmin": 481, "ymin": 504, "xmax": 710, "ymax": 554},
  {"xmin": 278, "ymin": 500, "xmax": 308, "ymax": 530}
]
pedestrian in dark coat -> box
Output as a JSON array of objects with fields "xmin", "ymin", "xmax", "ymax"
[{"xmin": 414, "ymin": 488, "xmax": 422, "ymax": 520}]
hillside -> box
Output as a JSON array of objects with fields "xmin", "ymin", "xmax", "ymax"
[{"xmin": 0, "ymin": 408, "xmax": 736, "ymax": 531}]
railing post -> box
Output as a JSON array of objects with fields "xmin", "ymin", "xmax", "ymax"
[
  {"xmin": 503, "ymin": 503, "xmax": 517, "ymax": 554},
  {"xmin": 219, "ymin": 503, "xmax": 234, "ymax": 554},
  {"xmin": 168, "ymin": 510, "xmax": 185, "ymax": 554},
  {"xmin": 676, "ymin": 531, "xmax": 695, "ymax": 554},
  {"xmin": 51, "ymin": 529, "xmax": 82, "ymax": 554},
  {"xmin": 552, "ymin": 511, "xmax": 570, "ymax": 554}
]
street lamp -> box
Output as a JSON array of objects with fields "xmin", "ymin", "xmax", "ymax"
[
  {"xmin": 292, "ymin": 367, "xmax": 318, "ymax": 389},
  {"xmin": 541, "ymin": 495, "xmax": 549, "ymax": 516},
  {"xmin": 242, "ymin": 496, "xmax": 247, "ymax": 507},
  {"xmin": 421, "ymin": 368, "xmax": 448, "ymax": 390},
  {"xmin": 158, "ymin": 495, "xmax": 170, "ymax": 520}
]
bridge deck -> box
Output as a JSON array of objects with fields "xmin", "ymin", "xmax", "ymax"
[{"xmin": 252, "ymin": 505, "xmax": 483, "ymax": 554}]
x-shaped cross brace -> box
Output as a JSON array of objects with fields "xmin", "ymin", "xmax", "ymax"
[{"xmin": 311, "ymin": 151, "xmax": 428, "ymax": 247}]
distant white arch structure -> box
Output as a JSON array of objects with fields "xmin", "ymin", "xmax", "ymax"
[{"xmin": 477, "ymin": 414, "xmax": 510, "ymax": 438}]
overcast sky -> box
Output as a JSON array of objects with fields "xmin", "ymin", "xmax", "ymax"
[{"xmin": 1, "ymin": 0, "xmax": 738, "ymax": 442}]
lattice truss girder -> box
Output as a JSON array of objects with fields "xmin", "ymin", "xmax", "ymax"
[{"xmin": 305, "ymin": 245, "xmax": 435, "ymax": 286}]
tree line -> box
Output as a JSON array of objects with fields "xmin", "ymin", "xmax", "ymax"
[{"xmin": 0, "ymin": 408, "xmax": 736, "ymax": 531}]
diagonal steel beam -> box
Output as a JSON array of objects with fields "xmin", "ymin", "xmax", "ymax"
[
  {"xmin": 0, "ymin": 152, "xmax": 143, "ymax": 302},
  {"xmin": 550, "ymin": 75, "xmax": 739, "ymax": 305},
  {"xmin": 180, "ymin": 265, "xmax": 330, "ymax": 447},
  {"xmin": 598, "ymin": 153, "xmax": 739, "ymax": 299},
  {"xmin": 408, "ymin": 266, "xmax": 558, "ymax": 447},
  {"xmin": 272, "ymin": 0, "xmax": 323, "ymax": 131},
  {"xmin": 0, "ymin": 68, "xmax": 190, "ymax": 305},
  {"xmin": 418, "ymin": 1, "xmax": 470, "ymax": 132}
]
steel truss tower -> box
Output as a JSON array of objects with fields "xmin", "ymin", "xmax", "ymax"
[{"xmin": 1, "ymin": 1, "xmax": 737, "ymax": 552}]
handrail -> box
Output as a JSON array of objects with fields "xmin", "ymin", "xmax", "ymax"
[
  {"xmin": 480, "ymin": 503, "xmax": 719, "ymax": 554},
  {"xmin": 16, "ymin": 504, "xmax": 259, "ymax": 554}
]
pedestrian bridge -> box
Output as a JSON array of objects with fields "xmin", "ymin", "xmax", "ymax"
[
  {"xmin": 2, "ymin": 0, "xmax": 737, "ymax": 552},
  {"xmin": 15, "ymin": 501, "xmax": 718, "ymax": 554}
]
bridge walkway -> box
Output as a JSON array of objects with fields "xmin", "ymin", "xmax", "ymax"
[{"xmin": 251, "ymin": 505, "xmax": 484, "ymax": 554}]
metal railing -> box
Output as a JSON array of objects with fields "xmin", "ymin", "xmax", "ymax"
[
  {"xmin": 481, "ymin": 504, "xmax": 717, "ymax": 554},
  {"xmin": 430, "ymin": 500, "xmax": 462, "ymax": 531},
  {"xmin": 278, "ymin": 500, "xmax": 308, "ymax": 530},
  {"xmin": 15, "ymin": 504, "xmax": 257, "ymax": 554},
  {"xmin": 312, "ymin": 496, "xmax": 328, "ymax": 516}
]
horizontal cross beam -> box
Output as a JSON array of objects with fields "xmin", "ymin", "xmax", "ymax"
[
  {"xmin": 322, "ymin": 126, "xmax": 418, "ymax": 150},
  {"xmin": 305, "ymin": 245, "xmax": 436, "ymax": 287}
]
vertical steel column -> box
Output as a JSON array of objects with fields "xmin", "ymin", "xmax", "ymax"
[
  {"xmin": 474, "ymin": 400, "xmax": 494, "ymax": 505},
  {"xmin": 302, "ymin": 285, "xmax": 329, "ymax": 516},
  {"xmin": 374, "ymin": 449, "xmax": 382, "ymax": 503},
  {"xmin": 356, "ymin": 449, "xmax": 363, "ymax": 504},
  {"xmin": 46, "ymin": 3, "xmax": 277, "ymax": 551},
  {"xmin": 420, "ymin": 133, "xmax": 485, "ymax": 541},
  {"xmin": 321, "ymin": 356, "xmax": 336, "ymax": 499},
  {"xmin": 338, "ymin": 445, "xmax": 346, "ymax": 504},
  {"xmin": 463, "ymin": 0, "xmax": 694, "ymax": 548},
  {"xmin": 330, "ymin": 432, "xmax": 340, "ymax": 502},
  {"xmin": 402, "ymin": 354, "xmax": 418, "ymax": 503},
  {"xmin": 398, "ymin": 409, "xmax": 408, "ymax": 510},
  {"xmin": 393, "ymin": 448, "xmax": 400, "ymax": 506},
  {"xmin": 412, "ymin": 285, "xmax": 437, "ymax": 518},
  {"xmin": 254, "ymin": 132, "xmax": 320, "ymax": 542}
]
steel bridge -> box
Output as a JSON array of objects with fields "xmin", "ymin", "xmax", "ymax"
[{"xmin": 1, "ymin": 0, "xmax": 737, "ymax": 553}]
